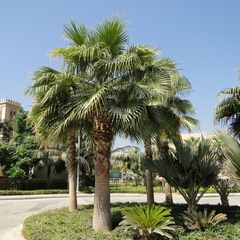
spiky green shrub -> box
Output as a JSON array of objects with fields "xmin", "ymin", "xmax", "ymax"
[
  {"xmin": 182, "ymin": 208, "xmax": 227, "ymax": 231},
  {"xmin": 119, "ymin": 204, "xmax": 176, "ymax": 240},
  {"xmin": 213, "ymin": 177, "xmax": 231, "ymax": 206}
]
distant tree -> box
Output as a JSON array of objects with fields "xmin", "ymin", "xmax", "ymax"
[
  {"xmin": 0, "ymin": 109, "xmax": 38, "ymax": 184},
  {"xmin": 33, "ymin": 143, "xmax": 66, "ymax": 179},
  {"xmin": 215, "ymin": 85, "xmax": 240, "ymax": 138},
  {"xmin": 6, "ymin": 135, "xmax": 38, "ymax": 183},
  {"xmin": 0, "ymin": 142, "xmax": 15, "ymax": 172},
  {"xmin": 111, "ymin": 146, "xmax": 142, "ymax": 188},
  {"xmin": 0, "ymin": 119, "xmax": 13, "ymax": 142},
  {"xmin": 12, "ymin": 107, "xmax": 33, "ymax": 144},
  {"xmin": 217, "ymin": 132, "xmax": 240, "ymax": 189}
]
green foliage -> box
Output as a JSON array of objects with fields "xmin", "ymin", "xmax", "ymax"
[
  {"xmin": 4, "ymin": 136, "xmax": 38, "ymax": 184},
  {"xmin": 182, "ymin": 208, "xmax": 227, "ymax": 232},
  {"xmin": 23, "ymin": 205, "xmax": 132, "ymax": 240},
  {"xmin": 144, "ymin": 138, "xmax": 221, "ymax": 210},
  {"xmin": 215, "ymin": 85, "xmax": 240, "ymax": 138},
  {"xmin": 0, "ymin": 109, "xmax": 39, "ymax": 184},
  {"xmin": 0, "ymin": 119, "xmax": 13, "ymax": 142},
  {"xmin": 0, "ymin": 142, "xmax": 15, "ymax": 168},
  {"xmin": 0, "ymin": 189, "xmax": 68, "ymax": 195},
  {"xmin": 12, "ymin": 108, "xmax": 34, "ymax": 144},
  {"xmin": 6, "ymin": 166, "xmax": 28, "ymax": 180},
  {"xmin": 174, "ymin": 223, "xmax": 240, "ymax": 240},
  {"xmin": 119, "ymin": 204, "xmax": 176, "ymax": 239},
  {"xmin": 214, "ymin": 178, "xmax": 231, "ymax": 206},
  {"xmin": 22, "ymin": 203, "xmax": 240, "ymax": 240},
  {"xmin": 217, "ymin": 132, "xmax": 240, "ymax": 189}
]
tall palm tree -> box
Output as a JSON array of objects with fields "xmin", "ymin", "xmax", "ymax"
[
  {"xmin": 215, "ymin": 86, "xmax": 240, "ymax": 138},
  {"xmin": 51, "ymin": 17, "xmax": 178, "ymax": 231},
  {"xmin": 119, "ymin": 68, "xmax": 188, "ymax": 208},
  {"xmin": 155, "ymin": 75, "xmax": 199, "ymax": 204},
  {"xmin": 125, "ymin": 105, "xmax": 178, "ymax": 207},
  {"xmin": 26, "ymin": 69, "xmax": 82, "ymax": 212}
]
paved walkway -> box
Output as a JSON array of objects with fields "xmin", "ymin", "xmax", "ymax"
[{"xmin": 1, "ymin": 192, "xmax": 240, "ymax": 240}]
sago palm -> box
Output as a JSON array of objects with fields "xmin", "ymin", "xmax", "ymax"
[{"xmin": 120, "ymin": 204, "xmax": 176, "ymax": 240}]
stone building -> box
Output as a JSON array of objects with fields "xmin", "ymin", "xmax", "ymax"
[{"xmin": 0, "ymin": 98, "xmax": 21, "ymax": 121}]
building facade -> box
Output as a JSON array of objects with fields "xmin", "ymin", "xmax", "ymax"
[{"xmin": 0, "ymin": 98, "xmax": 21, "ymax": 121}]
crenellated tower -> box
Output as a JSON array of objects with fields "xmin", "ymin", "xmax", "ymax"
[{"xmin": 0, "ymin": 98, "xmax": 21, "ymax": 121}]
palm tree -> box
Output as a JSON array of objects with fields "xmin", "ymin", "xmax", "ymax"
[
  {"xmin": 215, "ymin": 86, "xmax": 240, "ymax": 138},
  {"xmin": 155, "ymin": 76, "xmax": 199, "ymax": 204},
  {"xmin": 76, "ymin": 134, "xmax": 94, "ymax": 191},
  {"xmin": 120, "ymin": 101, "xmax": 181, "ymax": 207},
  {"xmin": 140, "ymin": 107, "xmax": 178, "ymax": 207},
  {"xmin": 217, "ymin": 132, "xmax": 240, "ymax": 189},
  {"xmin": 28, "ymin": 17, "xmax": 177, "ymax": 230},
  {"xmin": 26, "ymin": 69, "xmax": 82, "ymax": 212},
  {"xmin": 111, "ymin": 146, "xmax": 141, "ymax": 189},
  {"xmin": 119, "ymin": 70, "xmax": 189, "ymax": 208},
  {"xmin": 33, "ymin": 143, "xmax": 66, "ymax": 179}
]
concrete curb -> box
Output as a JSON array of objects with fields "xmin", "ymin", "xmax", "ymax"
[
  {"xmin": 0, "ymin": 193, "xmax": 146, "ymax": 201},
  {"xmin": 12, "ymin": 224, "xmax": 25, "ymax": 240}
]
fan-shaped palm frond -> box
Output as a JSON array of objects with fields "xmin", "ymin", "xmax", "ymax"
[
  {"xmin": 215, "ymin": 86, "xmax": 240, "ymax": 138},
  {"xmin": 144, "ymin": 138, "xmax": 220, "ymax": 210},
  {"xmin": 217, "ymin": 132, "xmax": 240, "ymax": 188}
]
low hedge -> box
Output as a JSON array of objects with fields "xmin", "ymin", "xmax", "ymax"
[{"xmin": 0, "ymin": 189, "xmax": 68, "ymax": 195}]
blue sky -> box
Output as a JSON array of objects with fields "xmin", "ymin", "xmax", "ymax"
[{"xmin": 1, "ymin": 0, "xmax": 240, "ymax": 146}]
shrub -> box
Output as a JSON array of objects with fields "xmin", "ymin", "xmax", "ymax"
[
  {"xmin": 182, "ymin": 208, "xmax": 227, "ymax": 231},
  {"xmin": 119, "ymin": 204, "xmax": 176, "ymax": 239}
]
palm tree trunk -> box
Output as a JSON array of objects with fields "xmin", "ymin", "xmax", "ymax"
[
  {"xmin": 144, "ymin": 138, "xmax": 154, "ymax": 207},
  {"xmin": 165, "ymin": 181, "xmax": 173, "ymax": 204},
  {"xmin": 67, "ymin": 133, "xmax": 78, "ymax": 212},
  {"xmin": 47, "ymin": 166, "xmax": 51, "ymax": 179},
  {"xmin": 156, "ymin": 137, "xmax": 173, "ymax": 203},
  {"xmin": 92, "ymin": 114, "xmax": 113, "ymax": 231}
]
